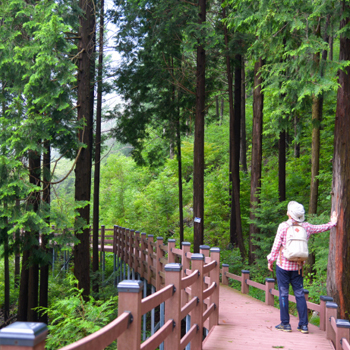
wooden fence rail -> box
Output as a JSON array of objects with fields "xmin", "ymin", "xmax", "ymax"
[
  {"xmin": 1, "ymin": 226, "xmax": 350, "ymax": 350},
  {"xmin": 0, "ymin": 226, "xmax": 220, "ymax": 350}
]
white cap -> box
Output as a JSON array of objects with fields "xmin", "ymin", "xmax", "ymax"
[{"xmin": 287, "ymin": 201, "xmax": 305, "ymax": 222}]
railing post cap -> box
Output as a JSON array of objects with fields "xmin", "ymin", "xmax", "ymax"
[
  {"xmin": 199, "ymin": 245, "xmax": 210, "ymax": 250},
  {"xmin": 0, "ymin": 322, "xmax": 47, "ymax": 347},
  {"xmin": 320, "ymin": 295, "xmax": 334, "ymax": 302},
  {"xmin": 303, "ymin": 289, "xmax": 309, "ymax": 294},
  {"xmin": 222, "ymin": 263, "xmax": 229, "ymax": 267},
  {"xmin": 265, "ymin": 278, "xmax": 275, "ymax": 283},
  {"xmin": 326, "ymin": 301, "xmax": 338, "ymax": 309},
  {"xmin": 148, "ymin": 234, "xmax": 154, "ymax": 238},
  {"xmin": 336, "ymin": 319, "xmax": 350, "ymax": 328},
  {"xmin": 182, "ymin": 242, "xmax": 191, "ymax": 246},
  {"xmin": 157, "ymin": 236, "xmax": 163, "ymax": 240},
  {"xmin": 210, "ymin": 247, "xmax": 220, "ymax": 253},
  {"xmin": 141, "ymin": 232, "xmax": 146, "ymax": 235},
  {"xmin": 101, "ymin": 224, "xmax": 105, "ymax": 227},
  {"xmin": 168, "ymin": 239, "xmax": 176, "ymax": 243},
  {"xmin": 191, "ymin": 253, "xmax": 204, "ymax": 261},
  {"xmin": 164, "ymin": 263, "xmax": 182, "ymax": 272},
  {"xmin": 241, "ymin": 270, "xmax": 250, "ymax": 274},
  {"xmin": 117, "ymin": 280, "xmax": 144, "ymax": 293},
  {"xmin": 135, "ymin": 231, "xmax": 140, "ymax": 234},
  {"xmin": 130, "ymin": 229, "xmax": 135, "ymax": 233}
]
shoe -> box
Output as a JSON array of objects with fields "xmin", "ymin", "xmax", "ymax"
[
  {"xmin": 297, "ymin": 325, "xmax": 309, "ymax": 334},
  {"xmin": 275, "ymin": 323, "xmax": 292, "ymax": 332}
]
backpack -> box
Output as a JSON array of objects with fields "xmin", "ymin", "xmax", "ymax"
[{"xmin": 282, "ymin": 223, "xmax": 308, "ymax": 262}]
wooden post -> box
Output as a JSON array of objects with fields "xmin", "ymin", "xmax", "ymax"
[
  {"xmin": 156, "ymin": 237, "xmax": 164, "ymax": 290},
  {"xmin": 121, "ymin": 227, "xmax": 126, "ymax": 264},
  {"xmin": 117, "ymin": 280, "xmax": 143, "ymax": 350},
  {"xmin": 135, "ymin": 231, "xmax": 140, "ymax": 275},
  {"xmin": 190, "ymin": 253, "xmax": 204, "ymax": 350},
  {"xmin": 335, "ymin": 320, "xmax": 350, "ymax": 350},
  {"xmin": 168, "ymin": 239, "xmax": 176, "ymax": 264},
  {"xmin": 320, "ymin": 296, "xmax": 333, "ymax": 331},
  {"xmin": 221, "ymin": 264, "xmax": 229, "ymax": 285},
  {"xmin": 0, "ymin": 322, "xmax": 47, "ymax": 350},
  {"xmin": 326, "ymin": 301, "xmax": 338, "ymax": 341},
  {"xmin": 129, "ymin": 229, "xmax": 134, "ymax": 268},
  {"xmin": 140, "ymin": 233, "xmax": 146, "ymax": 280},
  {"xmin": 209, "ymin": 247, "xmax": 220, "ymax": 329},
  {"xmin": 181, "ymin": 242, "xmax": 191, "ymax": 307},
  {"xmin": 148, "ymin": 235, "xmax": 154, "ymax": 284},
  {"xmin": 241, "ymin": 270, "xmax": 250, "ymax": 294},
  {"xmin": 164, "ymin": 263, "xmax": 182, "ymax": 350},
  {"xmin": 265, "ymin": 278, "xmax": 275, "ymax": 306},
  {"xmin": 303, "ymin": 289, "xmax": 309, "ymax": 302},
  {"xmin": 200, "ymin": 245, "xmax": 210, "ymax": 259}
]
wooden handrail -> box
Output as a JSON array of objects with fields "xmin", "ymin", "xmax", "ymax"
[
  {"xmin": 59, "ymin": 311, "xmax": 132, "ymax": 350},
  {"xmin": 141, "ymin": 284, "xmax": 174, "ymax": 315},
  {"xmin": 203, "ymin": 260, "xmax": 216, "ymax": 275},
  {"xmin": 140, "ymin": 320, "xmax": 174, "ymax": 350},
  {"xmin": 181, "ymin": 269, "xmax": 199, "ymax": 290}
]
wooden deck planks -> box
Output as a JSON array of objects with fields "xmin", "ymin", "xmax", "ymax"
[{"xmin": 202, "ymin": 285, "xmax": 334, "ymax": 350}]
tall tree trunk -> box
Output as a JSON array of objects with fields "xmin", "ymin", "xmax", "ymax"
[
  {"xmin": 249, "ymin": 59, "xmax": 264, "ymax": 264},
  {"xmin": 93, "ymin": 0, "xmax": 104, "ymax": 295},
  {"xmin": 193, "ymin": 0, "xmax": 206, "ymax": 253},
  {"xmin": 27, "ymin": 149, "xmax": 41, "ymax": 322},
  {"xmin": 327, "ymin": 0, "xmax": 350, "ymax": 319},
  {"xmin": 177, "ymin": 111, "xmax": 184, "ymax": 247},
  {"xmin": 17, "ymin": 245, "xmax": 29, "ymax": 321},
  {"xmin": 293, "ymin": 114, "xmax": 300, "ymax": 158},
  {"xmin": 4, "ymin": 215, "xmax": 9, "ymax": 322},
  {"xmin": 74, "ymin": 0, "xmax": 94, "ymax": 298},
  {"xmin": 215, "ymin": 96, "xmax": 219, "ymax": 121},
  {"xmin": 223, "ymin": 6, "xmax": 235, "ymax": 247},
  {"xmin": 240, "ymin": 56, "xmax": 247, "ymax": 173},
  {"xmin": 39, "ymin": 140, "xmax": 50, "ymax": 324},
  {"xmin": 231, "ymin": 54, "xmax": 245, "ymax": 258},
  {"xmin": 278, "ymin": 130, "xmax": 286, "ymax": 202}
]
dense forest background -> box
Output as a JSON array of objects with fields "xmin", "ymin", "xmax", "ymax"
[{"xmin": 1, "ymin": 0, "xmax": 350, "ymax": 346}]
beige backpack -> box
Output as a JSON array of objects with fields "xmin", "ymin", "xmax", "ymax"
[{"xmin": 282, "ymin": 223, "xmax": 308, "ymax": 262}]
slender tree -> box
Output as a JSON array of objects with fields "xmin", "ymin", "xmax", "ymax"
[
  {"xmin": 74, "ymin": 0, "xmax": 95, "ymax": 298},
  {"xmin": 93, "ymin": 0, "xmax": 104, "ymax": 294},
  {"xmin": 193, "ymin": 0, "xmax": 206, "ymax": 252},
  {"xmin": 249, "ymin": 58, "xmax": 264, "ymax": 264}
]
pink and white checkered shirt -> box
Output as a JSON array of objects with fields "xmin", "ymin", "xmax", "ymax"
[{"xmin": 267, "ymin": 218, "xmax": 336, "ymax": 271}]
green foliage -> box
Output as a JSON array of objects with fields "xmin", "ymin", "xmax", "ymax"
[{"xmin": 38, "ymin": 274, "xmax": 118, "ymax": 350}]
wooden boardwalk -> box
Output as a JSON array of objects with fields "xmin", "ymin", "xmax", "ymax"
[{"xmin": 203, "ymin": 285, "xmax": 334, "ymax": 350}]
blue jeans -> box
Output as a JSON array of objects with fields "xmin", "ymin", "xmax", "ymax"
[{"xmin": 276, "ymin": 265, "xmax": 307, "ymax": 326}]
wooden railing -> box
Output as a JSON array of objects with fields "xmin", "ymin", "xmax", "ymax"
[
  {"xmin": 0, "ymin": 226, "xmax": 220, "ymax": 350},
  {"xmin": 221, "ymin": 265, "xmax": 350, "ymax": 349}
]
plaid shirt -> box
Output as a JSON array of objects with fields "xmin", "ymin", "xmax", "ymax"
[{"xmin": 267, "ymin": 218, "xmax": 336, "ymax": 271}]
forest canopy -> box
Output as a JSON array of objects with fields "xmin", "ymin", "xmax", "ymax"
[{"xmin": 1, "ymin": 0, "xmax": 350, "ymax": 336}]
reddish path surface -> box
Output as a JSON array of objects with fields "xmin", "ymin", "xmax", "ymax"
[{"xmin": 203, "ymin": 285, "xmax": 334, "ymax": 350}]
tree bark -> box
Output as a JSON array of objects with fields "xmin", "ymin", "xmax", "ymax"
[
  {"xmin": 231, "ymin": 53, "xmax": 245, "ymax": 258},
  {"xmin": 240, "ymin": 56, "xmax": 247, "ymax": 173},
  {"xmin": 92, "ymin": 0, "xmax": 104, "ymax": 295},
  {"xmin": 4, "ymin": 215, "xmax": 9, "ymax": 322},
  {"xmin": 327, "ymin": 0, "xmax": 350, "ymax": 319},
  {"xmin": 278, "ymin": 130, "xmax": 286, "ymax": 202},
  {"xmin": 39, "ymin": 140, "xmax": 50, "ymax": 324},
  {"xmin": 249, "ymin": 59, "xmax": 264, "ymax": 264},
  {"xmin": 74, "ymin": 0, "xmax": 94, "ymax": 298},
  {"xmin": 193, "ymin": 0, "xmax": 206, "ymax": 253},
  {"xmin": 177, "ymin": 112, "xmax": 184, "ymax": 247},
  {"xmin": 27, "ymin": 149, "xmax": 41, "ymax": 322}
]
